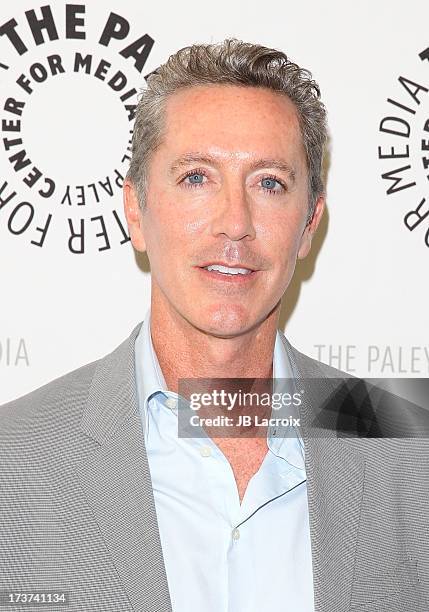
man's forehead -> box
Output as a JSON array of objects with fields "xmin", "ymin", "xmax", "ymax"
[
  {"xmin": 155, "ymin": 85, "xmax": 306, "ymax": 174},
  {"xmin": 163, "ymin": 83, "xmax": 300, "ymax": 128}
]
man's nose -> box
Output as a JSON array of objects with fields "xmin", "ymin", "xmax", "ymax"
[{"xmin": 209, "ymin": 182, "xmax": 256, "ymax": 241}]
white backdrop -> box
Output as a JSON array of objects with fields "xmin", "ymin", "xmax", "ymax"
[{"xmin": 1, "ymin": 0, "xmax": 428, "ymax": 404}]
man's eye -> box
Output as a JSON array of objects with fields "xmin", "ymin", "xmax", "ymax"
[
  {"xmin": 184, "ymin": 173, "xmax": 205, "ymax": 185},
  {"xmin": 261, "ymin": 177, "xmax": 283, "ymax": 191}
]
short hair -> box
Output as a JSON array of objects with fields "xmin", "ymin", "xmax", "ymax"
[{"xmin": 127, "ymin": 38, "xmax": 327, "ymax": 221}]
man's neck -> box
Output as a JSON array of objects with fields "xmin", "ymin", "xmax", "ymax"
[
  {"xmin": 149, "ymin": 294, "xmax": 280, "ymax": 494},
  {"xmin": 149, "ymin": 297, "xmax": 280, "ymax": 394}
]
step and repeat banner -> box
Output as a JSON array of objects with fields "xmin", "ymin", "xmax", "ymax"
[{"xmin": 1, "ymin": 1, "xmax": 428, "ymax": 404}]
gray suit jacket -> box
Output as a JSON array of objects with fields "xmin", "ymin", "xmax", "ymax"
[{"xmin": 0, "ymin": 323, "xmax": 428, "ymax": 612}]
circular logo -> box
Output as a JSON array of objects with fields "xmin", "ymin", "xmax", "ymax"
[
  {"xmin": 0, "ymin": 5, "xmax": 155, "ymax": 254},
  {"xmin": 378, "ymin": 46, "xmax": 429, "ymax": 249}
]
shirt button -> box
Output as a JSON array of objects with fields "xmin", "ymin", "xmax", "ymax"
[
  {"xmin": 199, "ymin": 445, "xmax": 212, "ymax": 458},
  {"xmin": 232, "ymin": 528, "xmax": 240, "ymax": 541},
  {"xmin": 165, "ymin": 397, "xmax": 178, "ymax": 410}
]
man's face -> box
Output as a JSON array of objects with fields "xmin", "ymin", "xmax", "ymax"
[{"xmin": 124, "ymin": 84, "xmax": 324, "ymax": 338}]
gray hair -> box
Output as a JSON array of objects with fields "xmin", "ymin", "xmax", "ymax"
[{"xmin": 127, "ymin": 38, "xmax": 327, "ymax": 221}]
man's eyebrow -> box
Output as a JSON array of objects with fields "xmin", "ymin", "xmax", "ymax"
[
  {"xmin": 169, "ymin": 153, "xmax": 218, "ymax": 175},
  {"xmin": 248, "ymin": 158, "xmax": 296, "ymax": 183},
  {"xmin": 169, "ymin": 153, "xmax": 296, "ymax": 183}
]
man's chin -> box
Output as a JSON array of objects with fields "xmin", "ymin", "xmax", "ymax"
[{"xmin": 189, "ymin": 309, "xmax": 264, "ymax": 339}]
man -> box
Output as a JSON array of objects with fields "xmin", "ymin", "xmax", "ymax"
[{"xmin": 0, "ymin": 39, "xmax": 428, "ymax": 612}]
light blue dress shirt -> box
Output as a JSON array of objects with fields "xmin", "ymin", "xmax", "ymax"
[{"xmin": 135, "ymin": 309, "xmax": 315, "ymax": 612}]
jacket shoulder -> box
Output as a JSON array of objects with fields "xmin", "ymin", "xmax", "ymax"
[
  {"xmin": 286, "ymin": 340, "xmax": 429, "ymax": 439},
  {"xmin": 0, "ymin": 359, "xmax": 99, "ymax": 434},
  {"xmin": 0, "ymin": 322, "xmax": 142, "ymax": 443}
]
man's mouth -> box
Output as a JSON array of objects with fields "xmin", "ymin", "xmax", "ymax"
[
  {"xmin": 196, "ymin": 262, "xmax": 258, "ymax": 282},
  {"xmin": 203, "ymin": 264, "xmax": 253, "ymax": 276}
]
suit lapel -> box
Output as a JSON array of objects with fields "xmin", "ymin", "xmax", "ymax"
[
  {"xmin": 74, "ymin": 324, "xmax": 172, "ymax": 612},
  {"xmin": 281, "ymin": 333, "xmax": 366, "ymax": 612}
]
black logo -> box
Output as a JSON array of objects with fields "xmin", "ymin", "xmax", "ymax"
[
  {"xmin": 0, "ymin": 4, "xmax": 155, "ymax": 254},
  {"xmin": 378, "ymin": 46, "xmax": 429, "ymax": 249}
]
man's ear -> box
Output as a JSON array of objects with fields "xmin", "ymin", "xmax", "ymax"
[
  {"xmin": 123, "ymin": 179, "xmax": 146, "ymax": 252},
  {"xmin": 297, "ymin": 195, "xmax": 325, "ymax": 260}
]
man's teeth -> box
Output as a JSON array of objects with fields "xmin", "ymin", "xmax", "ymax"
[{"xmin": 204, "ymin": 264, "xmax": 252, "ymax": 275}]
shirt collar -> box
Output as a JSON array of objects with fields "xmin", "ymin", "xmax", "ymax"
[
  {"xmin": 270, "ymin": 327, "xmax": 305, "ymax": 468},
  {"xmin": 137, "ymin": 308, "xmax": 168, "ymax": 399},
  {"xmin": 135, "ymin": 307, "xmax": 305, "ymax": 468}
]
